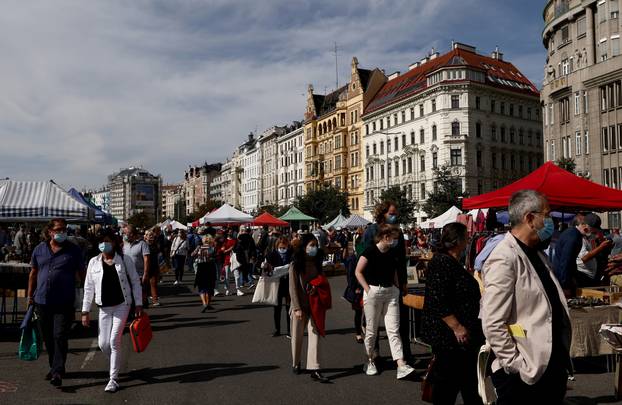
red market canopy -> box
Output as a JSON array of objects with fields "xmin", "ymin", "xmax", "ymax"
[
  {"xmin": 462, "ymin": 162, "xmax": 622, "ymax": 212},
  {"xmin": 251, "ymin": 212, "xmax": 289, "ymax": 227}
]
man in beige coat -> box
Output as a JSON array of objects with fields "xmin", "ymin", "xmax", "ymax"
[{"xmin": 481, "ymin": 190, "xmax": 571, "ymax": 404}]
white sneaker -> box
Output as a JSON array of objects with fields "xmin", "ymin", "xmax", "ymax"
[
  {"xmin": 236, "ymin": 289, "xmax": 245, "ymax": 296},
  {"xmin": 225, "ymin": 290, "xmax": 232, "ymax": 296},
  {"xmin": 214, "ymin": 291, "xmax": 222, "ymax": 297},
  {"xmin": 365, "ymin": 361, "xmax": 378, "ymax": 376},
  {"xmin": 104, "ymin": 379, "xmax": 119, "ymax": 393},
  {"xmin": 397, "ymin": 364, "xmax": 415, "ymax": 380},
  {"xmin": 173, "ymin": 280, "xmax": 179, "ymax": 285}
]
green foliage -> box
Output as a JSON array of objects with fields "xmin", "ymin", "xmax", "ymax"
[
  {"xmin": 258, "ymin": 204, "xmax": 288, "ymax": 218},
  {"xmin": 294, "ymin": 185, "xmax": 350, "ymax": 224},
  {"xmin": 127, "ymin": 212, "xmax": 153, "ymax": 229},
  {"xmin": 378, "ymin": 186, "xmax": 418, "ymax": 225},
  {"xmin": 421, "ymin": 165, "xmax": 468, "ymax": 218},
  {"xmin": 555, "ymin": 157, "xmax": 576, "ymax": 174}
]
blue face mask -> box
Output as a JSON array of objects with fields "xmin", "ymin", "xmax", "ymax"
[
  {"xmin": 53, "ymin": 232, "xmax": 67, "ymax": 243},
  {"xmin": 278, "ymin": 248, "xmax": 288, "ymax": 254},
  {"xmin": 99, "ymin": 242, "xmax": 113, "ymax": 254},
  {"xmin": 306, "ymin": 246, "xmax": 318, "ymax": 257},
  {"xmin": 537, "ymin": 217, "xmax": 555, "ymax": 242},
  {"xmin": 386, "ymin": 214, "xmax": 398, "ymax": 224},
  {"xmin": 389, "ymin": 239, "xmax": 398, "ymax": 248}
]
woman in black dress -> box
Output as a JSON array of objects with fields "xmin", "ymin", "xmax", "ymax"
[
  {"xmin": 266, "ymin": 237, "xmax": 293, "ymax": 337},
  {"xmin": 191, "ymin": 235, "xmax": 217, "ymax": 312},
  {"xmin": 421, "ymin": 222, "xmax": 484, "ymax": 405}
]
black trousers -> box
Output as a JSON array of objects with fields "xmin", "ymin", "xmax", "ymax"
[
  {"xmin": 274, "ymin": 278, "xmax": 290, "ymax": 334},
  {"xmin": 174, "ymin": 254, "xmax": 185, "ymax": 281},
  {"xmin": 36, "ymin": 304, "xmax": 74, "ymax": 375},
  {"xmin": 431, "ymin": 347, "xmax": 483, "ymax": 405},
  {"xmin": 491, "ymin": 361, "xmax": 567, "ymax": 405}
]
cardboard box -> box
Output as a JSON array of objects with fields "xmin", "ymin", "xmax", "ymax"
[{"xmin": 577, "ymin": 286, "xmax": 622, "ymax": 304}]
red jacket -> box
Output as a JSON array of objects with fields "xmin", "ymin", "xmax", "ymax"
[{"xmin": 308, "ymin": 274, "xmax": 332, "ymax": 337}]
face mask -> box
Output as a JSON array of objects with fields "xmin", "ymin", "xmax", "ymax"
[
  {"xmin": 386, "ymin": 214, "xmax": 398, "ymax": 224},
  {"xmin": 207, "ymin": 246, "xmax": 214, "ymax": 254},
  {"xmin": 536, "ymin": 217, "xmax": 555, "ymax": 242},
  {"xmin": 123, "ymin": 234, "xmax": 129, "ymax": 242},
  {"xmin": 389, "ymin": 239, "xmax": 398, "ymax": 248},
  {"xmin": 99, "ymin": 242, "xmax": 113, "ymax": 254},
  {"xmin": 306, "ymin": 246, "xmax": 318, "ymax": 257},
  {"xmin": 278, "ymin": 248, "xmax": 287, "ymax": 254},
  {"xmin": 53, "ymin": 232, "xmax": 67, "ymax": 243}
]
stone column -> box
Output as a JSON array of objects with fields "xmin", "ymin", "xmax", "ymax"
[{"xmin": 586, "ymin": 4, "xmax": 596, "ymax": 66}]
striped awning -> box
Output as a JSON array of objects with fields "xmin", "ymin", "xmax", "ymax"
[{"xmin": 0, "ymin": 180, "xmax": 94, "ymax": 222}]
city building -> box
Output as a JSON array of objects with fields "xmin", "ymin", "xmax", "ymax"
[
  {"xmin": 183, "ymin": 163, "xmax": 222, "ymax": 215},
  {"xmin": 86, "ymin": 187, "xmax": 110, "ymax": 214},
  {"xmin": 258, "ymin": 126, "xmax": 287, "ymax": 207},
  {"xmin": 238, "ymin": 133, "xmax": 261, "ymax": 213},
  {"xmin": 210, "ymin": 159, "xmax": 230, "ymax": 204},
  {"xmin": 304, "ymin": 57, "xmax": 387, "ymax": 215},
  {"xmin": 162, "ymin": 184, "xmax": 185, "ymax": 220},
  {"xmin": 362, "ymin": 42, "xmax": 542, "ymax": 223},
  {"xmin": 108, "ymin": 166, "xmax": 162, "ymax": 223},
  {"xmin": 276, "ymin": 121, "xmax": 305, "ymax": 207},
  {"xmin": 542, "ymin": 0, "xmax": 622, "ymax": 227}
]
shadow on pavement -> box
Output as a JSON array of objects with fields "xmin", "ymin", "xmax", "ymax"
[
  {"xmin": 59, "ymin": 362, "xmax": 279, "ymax": 393},
  {"xmin": 565, "ymin": 396, "xmax": 620, "ymax": 404},
  {"xmin": 214, "ymin": 304, "xmax": 272, "ymax": 313},
  {"xmin": 151, "ymin": 319, "xmax": 248, "ymax": 332}
]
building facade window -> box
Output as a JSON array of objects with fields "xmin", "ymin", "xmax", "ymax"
[
  {"xmin": 451, "ymin": 95, "xmax": 460, "ymax": 109},
  {"xmin": 450, "ymin": 148, "xmax": 462, "ymax": 166},
  {"xmin": 452, "ymin": 121, "xmax": 460, "ymax": 136}
]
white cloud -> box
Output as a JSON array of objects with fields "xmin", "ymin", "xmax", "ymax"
[{"xmin": 0, "ymin": 0, "xmax": 545, "ymax": 188}]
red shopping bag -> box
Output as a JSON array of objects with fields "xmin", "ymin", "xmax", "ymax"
[{"xmin": 129, "ymin": 313, "xmax": 152, "ymax": 353}]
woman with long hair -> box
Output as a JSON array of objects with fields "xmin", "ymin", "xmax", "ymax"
[
  {"xmin": 289, "ymin": 233, "xmax": 329, "ymax": 383},
  {"xmin": 421, "ymin": 222, "xmax": 484, "ymax": 404},
  {"xmin": 81, "ymin": 228, "xmax": 142, "ymax": 393},
  {"xmin": 266, "ymin": 236, "xmax": 293, "ymax": 337}
]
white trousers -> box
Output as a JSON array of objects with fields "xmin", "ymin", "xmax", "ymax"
[
  {"xmin": 98, "ymin": 304, "xmax": 131, "ymax": 380},
  {"xmin": 363, "ymin": 285, "xmax": 403, "ymax": 361}
]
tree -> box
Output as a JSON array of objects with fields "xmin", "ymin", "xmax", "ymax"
[
  {"xmin": 556, "ymin": 157, "xmax": 576, "ymax": 174},
  {"xmin": 378, "ymin": 186, "xmax": 418, "ymax": 225},
  {"xmin": 258, "ymin": 203, "xmax": 288, "ymax": 218},
  {"xmin": 294, "ymin": 185, "xmax": 350, "ymax": 224},
  {"xmin": 127, "ymin": 212, "xmax": 153, "ymax": 229},
  {"xmin": 422, "ymin": 165, "xmax": 468, "ymax": 218}
]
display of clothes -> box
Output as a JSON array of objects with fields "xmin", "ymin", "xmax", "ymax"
[{"xmin": 465, "ymin": 232, "xmax": 505, "ymax": 272}]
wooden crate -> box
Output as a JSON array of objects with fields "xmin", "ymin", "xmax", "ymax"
[{"xmin": 577, "ymin": 287, "xmax": 622, "ymax": 304}]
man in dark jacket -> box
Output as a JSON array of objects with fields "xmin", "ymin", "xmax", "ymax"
[
  {"xmin": 235, "ymin": 226, "xmax": 257, "ymax": 287},
  {"xmin": 552, "ymin": 213, "xmax": 590, "ymax": 296}
]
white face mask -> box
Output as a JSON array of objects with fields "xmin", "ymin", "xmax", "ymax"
[{"xmin": 306, "ymin": 246, "xmax": 318, "ymax": 257}]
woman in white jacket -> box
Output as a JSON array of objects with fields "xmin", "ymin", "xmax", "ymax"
[{"xmin": 81, "ymin": 229, "xmax": 142, "ymax": 393}]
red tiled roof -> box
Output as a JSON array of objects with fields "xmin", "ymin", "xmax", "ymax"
[{"xmin": 364, "ymin": 47, "xmax": 539, "ymax": 116}]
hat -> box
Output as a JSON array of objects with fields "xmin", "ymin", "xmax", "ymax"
[{"xmin": 584, "ymin": 213, "xmax": 602, "ymax": 230}]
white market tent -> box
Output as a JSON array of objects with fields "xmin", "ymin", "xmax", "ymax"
[
  {"xmin": 323, "ymin": 213, "xmax": 348, "ymax": 230},
  {"xmin": 169, "ymin": 220, "xmax": 187, "ymax": 230},
  {"xmin": 200, "ymin": 203, "xmax": 253, "ymax": 225},
  {"xmin": 340, "ymin": 214, "xmax": 371, "ymax": 229},
  {"xmin": 0, "ymin": 180, "xmax": 94, "ymax": 222},
  {"xmin": 420, "ymin": 206, "xmax": 462, "ymax": 229}
]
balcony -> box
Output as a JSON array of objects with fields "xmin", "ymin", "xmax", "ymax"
[{"xmin": 548, "ymin": 75, "xmax": 569, "ymax": 94}]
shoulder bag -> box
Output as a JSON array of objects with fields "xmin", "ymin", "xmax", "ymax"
[{"xmin": 421, "ymin": 355, "xmax": 436, "ymax": 403}]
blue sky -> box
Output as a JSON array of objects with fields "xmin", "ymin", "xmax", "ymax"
[{"xmin": 0, "ymin": 0, "xmax": 547, "ymax": 189}]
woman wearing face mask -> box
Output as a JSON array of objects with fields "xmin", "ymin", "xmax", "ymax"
[
  {"xmin": 421, "ymin": 222, "xmax": 484, "ymax": 404},
  {"xmin": 289, "ymin": 233, "xmax": 330, "ymax": 383},
  {"xmin": 81, "ymin": 229, "xmax": 143, "ymax": 393},
  {"xmin": 192, "ymin": 235, "xmax": 217, "ymax": 312},
  {"xmin": 170, "ymin": 230, "xmax": 188, "ymax": 285},
  {"xmin": 266, "ymin": 237, "xmax": 293, "ymax": 337},
  {"xmin": 355, "ymin": 224, "xmax": 415, "ymax": 380}
]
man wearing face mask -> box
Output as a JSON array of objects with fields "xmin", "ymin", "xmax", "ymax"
[
  {"xmin": 362, "ymin": 200, "xmax": 411, "ymax": 362},
  {"xmin": 482, "ymin": 190, "xmax": 571, "ymax": 404},
  {"xmin": 552, "ymin": 213, "xmax": 591, "ymax": 296},
  {"xmin": 575, "ymin": 213, "xmax": 611, "ymax": 288},
  {"xmin": 27, "ymin": 218, "xmax": 86, "ymax": 387}
]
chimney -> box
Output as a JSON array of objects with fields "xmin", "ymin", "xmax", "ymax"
[
  {"xmin": 453, "ymin": 42, "xmax": 477, "ymax": 53},
  {"xmin": 248, "ymin": 132, "xmax": 254, "ymax": 142},
  {"xmin": 388, "ymin": 71, "xmax": 401, "ymax": 80},
  {"xmin": 491, "ymin": 46, "xmax": 504, "ymax": 61},
  {"xmin": 420, "ymin": 56, "xmax": 429, "ymax": 65},
  {"xmin": 408, "ymin": 62, "xmax": 420, "ymax": 71}
]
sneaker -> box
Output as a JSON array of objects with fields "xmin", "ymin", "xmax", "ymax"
[
  {"xmin": 225, "ymin": 290, "xmax": 232, "ymax": 296},
  {"xmin": 366, "ymin": 361, "xmax": 378, "ymax": 376},
  {"xmin": 151, "ymin": 301, "xmax": 161, "ymax": 307},
  {"xmin": 214, "ymin": 291, "xmax": 222, "ymax": 297},
  {"xmin": 236, "ymin": 289, "xmax": 245, "ymax": 296},
  {"xmin": 173, "ymin": 280, "xmax": 179, "ymax": 285},
  {"xmin": 397, "ymin": 364, "xmax": 415, "ymax": 380},
  {"xmin": 104, "ymin": 379, "xmax": 119, "ymax": 393}
]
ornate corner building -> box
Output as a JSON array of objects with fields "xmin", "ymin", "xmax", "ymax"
[
  {"xmin": 303, "ymin": 57, "xmax": 388, "ymax": 215},
  {"xmin": 541, "ymin": 0, "xmax": 622, "ymax": 227}
]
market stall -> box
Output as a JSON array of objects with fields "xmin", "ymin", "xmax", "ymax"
[
  {"xmin": 251, "ymin": 212, "xmax": 289, "ymax": 227},
  {"xmin": 0, "ymin": 262, "xmax": 30, "ymax": 326},
  {"xmin": 200, "ymin": 204, "xmax": 253, "ymax": 226},
  {"xmin": 419, "ymin": 206, "xmax": 462, "ymax": 229},
  {"xmin": 0, "ymin": 180, "xmax": 94, "ymax": 222}
]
